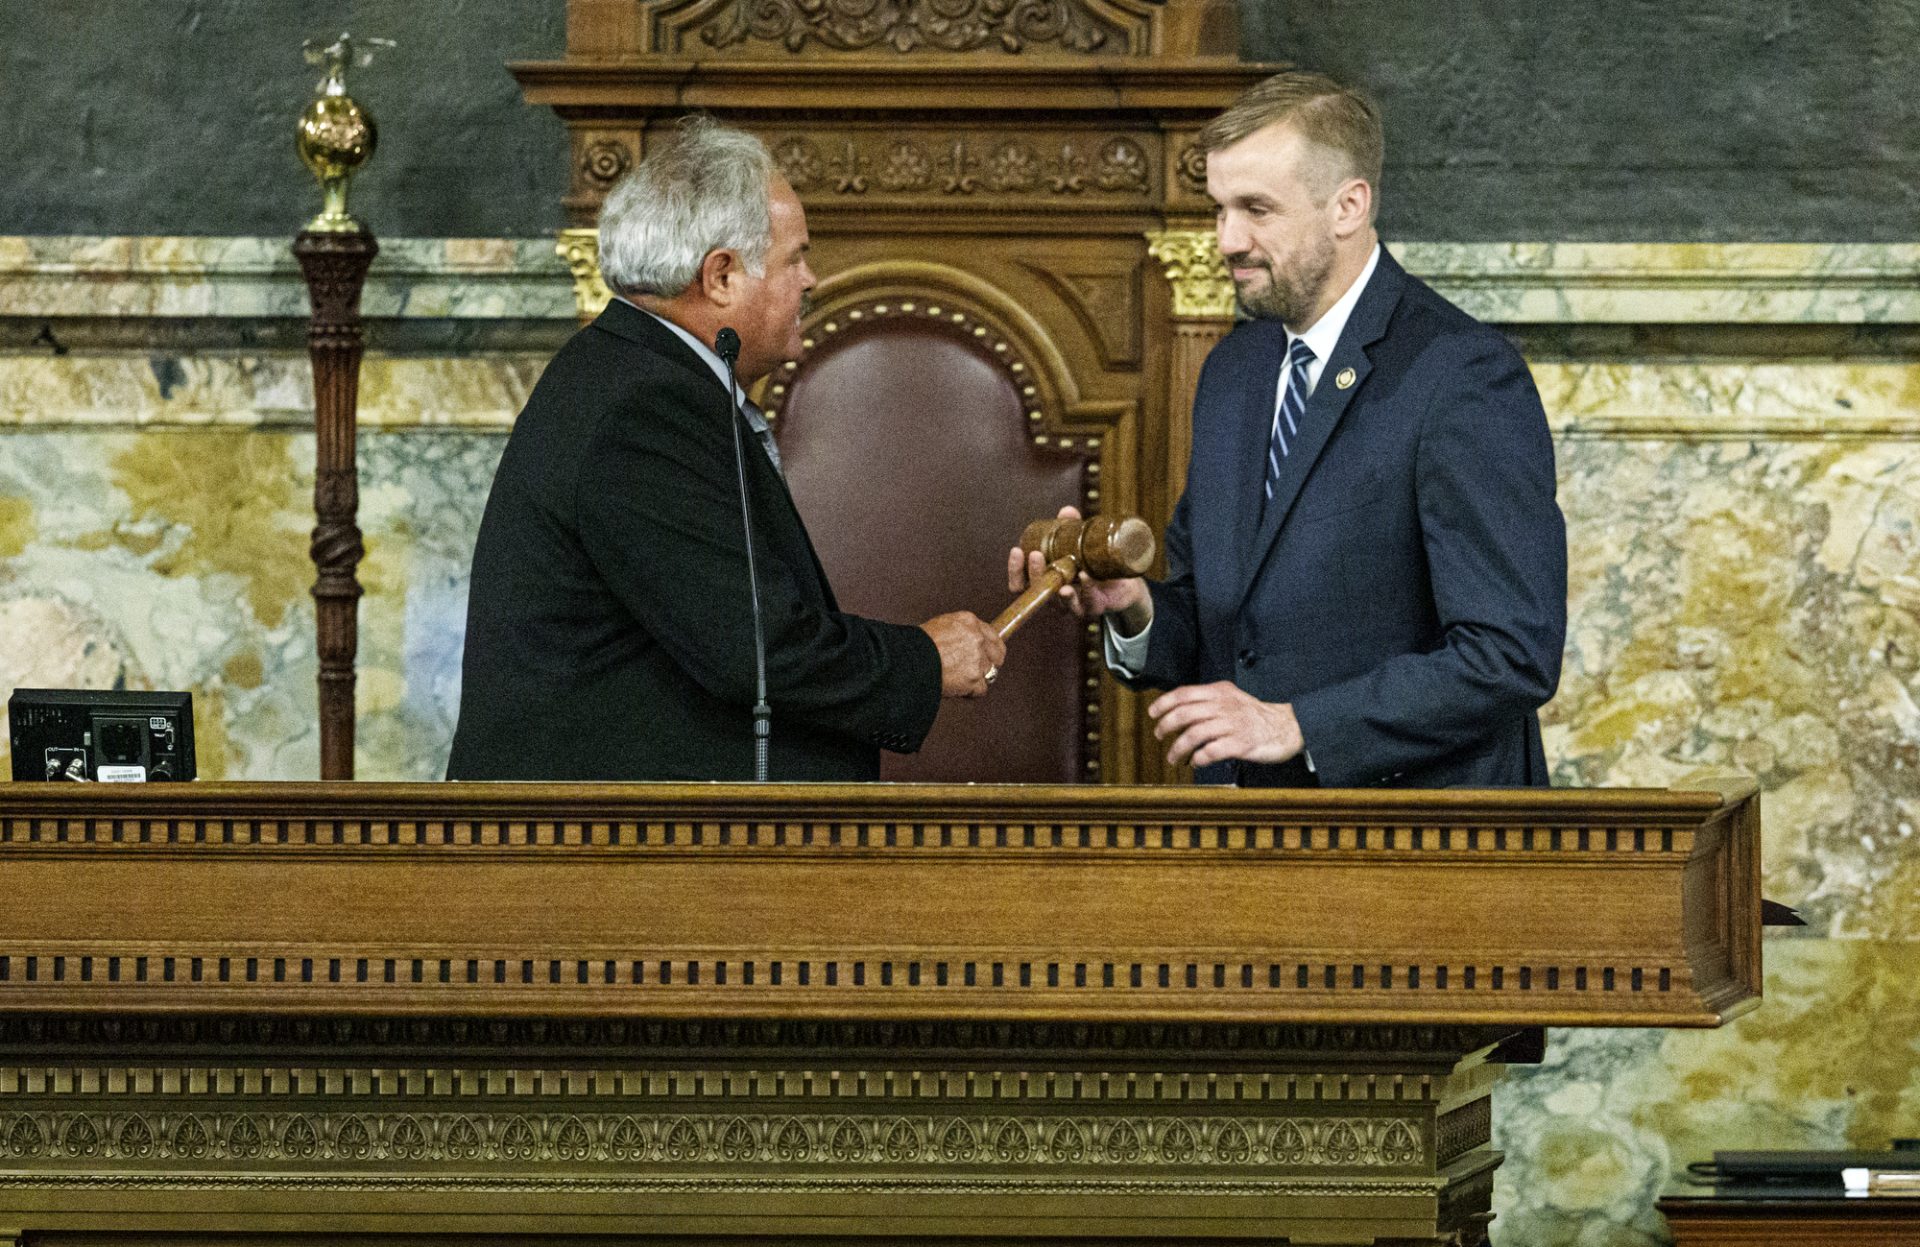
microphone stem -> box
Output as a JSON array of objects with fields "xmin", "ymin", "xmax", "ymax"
[{"xmin": 722, "ymin": 348, "xmax": 772, "ymax": 783}]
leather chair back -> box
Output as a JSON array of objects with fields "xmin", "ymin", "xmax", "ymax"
[{"xmin": 772, "ymin": 312, "xmax": 1094, "ymax": 782}]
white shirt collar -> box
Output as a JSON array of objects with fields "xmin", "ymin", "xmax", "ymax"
[
  {"xmin": 616, "ymin": 297, "xmax": 778, "ymax": 456},
  {"xmin": 1287, "ymin": 242, "xmax": 1382, "ymax": 388},
  {"xmin": 618, "ymin": 297, "xmax": 738, "ymax": 397}
]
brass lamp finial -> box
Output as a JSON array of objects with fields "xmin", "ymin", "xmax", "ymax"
[{"xmin": 296, "ymin": 33, "xmax": 392, "ymax": 233}]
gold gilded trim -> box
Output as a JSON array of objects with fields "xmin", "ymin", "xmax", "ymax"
[
  {"xmin": 557, "ymin": 228, "xmax": 611, "ymax": 320},
  {"xmin": 1146, "ymin": 228, "xmax": 1234, "ymax": 321}
]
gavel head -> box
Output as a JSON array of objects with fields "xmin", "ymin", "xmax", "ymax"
[{"xmin": 1017, "ymin": 514, "xmax": 1156, "ymax": 580}]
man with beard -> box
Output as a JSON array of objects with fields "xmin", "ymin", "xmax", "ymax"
[
  {"xmin": 450, "ymin": 117, "xmax": 1004, "ymax": 781},
  {"xmin": 1013, "ymin": 71, "xmax": 1566, "ymax": 787}
]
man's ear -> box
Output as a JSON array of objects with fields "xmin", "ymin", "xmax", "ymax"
[
  {"xmin": 697, "ymin": 248, "xmax": 741, "ymax": 307},
  {"xmin": 1330, "ymin": 177, "xmax": 1372, "ymax": 240}
]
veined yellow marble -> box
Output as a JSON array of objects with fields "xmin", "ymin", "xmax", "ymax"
[
  {"xmin": 0, "ymin": 235, "xmax": 572, "ymax": 320},
  {"xmin": 0, "ymin": 493, "xmax": 34, "ymax": 559},
  {"xmin": 1535, "ymin": 361, "xmax": 1920, "ymax": 439},
  {"xmin": 1402, "ymin": 240, "xmax": 1920, "ymax": 324},
  {"xmin": 9, "ymin": 355, "xmax": 1919, "ymax": 440},
  {"xmin": 4, "ymin": 235, "xmax": 1918, "ymax": 324},
  {"xmin": 353, "ymin": 356, "xmax": 546, "ymax": 427},
  {"xmin": 110, "ymin": 432, "xmax": 310, "ymax": 629},
  {"xmin": 1497, "ymin": 937, "xmax": 1920, "ymax": 1245},
  {"xmin": 1550, "ymin": 439, "xmax": 1920, "ymax": 935},
  {"xmin": 0, "ymin": 355, "xmax": 546, "ymax": 428},
  {"xmin": 4, "ymin": 233, "xmax": 1920, "ymax": 1246}
]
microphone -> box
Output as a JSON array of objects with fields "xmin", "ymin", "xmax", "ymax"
[{"xmin": 715, "ymin": 326, "xmax": 771, "ymax": 782}]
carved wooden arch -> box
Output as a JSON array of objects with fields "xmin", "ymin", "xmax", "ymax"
[
  {"xmin": 771, "ymin": 261, "xmax": 1138, "ymax": 456},
  {"xmin": 762, "ymin": 265, "xmax": 1115, "ymax": 781}
]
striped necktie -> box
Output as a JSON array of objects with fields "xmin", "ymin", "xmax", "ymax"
[{"xmin": 1265, "ymin": 336, "xmax": 1316, "ymax": 508}]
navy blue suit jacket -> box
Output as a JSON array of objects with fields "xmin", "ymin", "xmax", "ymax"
[{"xmin": 1133, "ymin": 248, "xmax": 1566, "ymax": 788}]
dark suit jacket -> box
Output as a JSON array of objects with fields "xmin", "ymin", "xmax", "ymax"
[
  {"xmin": 447, "ymin": 300, "xmax": 942, "ymax": 781},
  {"xmin": 1132, "ymin": 248, "xmax": 1566, "ymax": 788}
]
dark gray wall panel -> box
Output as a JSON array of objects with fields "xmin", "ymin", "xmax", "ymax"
[
  {"xmin": 1, "ymin": 0, "xmax": 1914, "ymax": 239},
  {"xmin": 1241, "ymin": 0, "xmax": 1920, "ymax": 240},
  {"xmin": 0, "ymin": 1, "xmax": 565, "ymax": 237}
]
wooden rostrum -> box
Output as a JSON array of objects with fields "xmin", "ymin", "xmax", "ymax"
[{"xmin": 0, "ymin": 780, "xmax": 1761, "ymax": 1245}]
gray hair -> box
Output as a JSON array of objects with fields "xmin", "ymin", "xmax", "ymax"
[{"xmin": 597, "ymin": 116, "xmax": 776, "ymax": 298}]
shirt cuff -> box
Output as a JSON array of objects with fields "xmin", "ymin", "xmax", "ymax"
[{"xmin": 1102, "ymin": 614, "xmax": 1152, "ymax": 678}]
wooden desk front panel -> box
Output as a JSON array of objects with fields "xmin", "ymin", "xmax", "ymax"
[
  {"xmin": 0, "ymin": 782, "xmax": 1759, "ymax": 1028},
  {"xmin": 1662, "ymin": 1197, "xmax": 1920, "ymax": 1246}
]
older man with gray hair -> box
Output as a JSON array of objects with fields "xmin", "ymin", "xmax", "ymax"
[{"xmin": 449, "ymin": 116, "xmax": 1003, "ymax": 781}]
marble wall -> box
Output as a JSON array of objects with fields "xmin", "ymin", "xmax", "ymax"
[{"xmin": 1, "ymin": 236, "xmax": 1916, "ymax": 1244}]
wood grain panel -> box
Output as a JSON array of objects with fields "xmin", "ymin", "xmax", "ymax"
[{"xmin": 0, "ymin": 781, "xmax": 1760, "ymax": 1027}]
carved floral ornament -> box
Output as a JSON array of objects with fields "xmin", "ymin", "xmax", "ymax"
[
  {"xmin": 557, "ymin": 229, "xmax": 614, "ymax": 319},
  {"xmin": 772, "ymin": 134, "xmax": 1149, "ymax": 197},
  {"xmin": 579, "ymin": 138, "xmax": 633, "ymax": 187},
  {"xmin": 1176, "ymin": 141, "xmax": 1209, "ymax": 194},
  {"xmin": 556, "ymin": 222, "xmax": 1228, "ymax": 326},
  {"xmin": 0, "ymin": 1110, "xmax": 1424, "ymax": 1169},
  {"xmin": 700, "ymin": 0, "xmax": 1121, "ymax": 55}
]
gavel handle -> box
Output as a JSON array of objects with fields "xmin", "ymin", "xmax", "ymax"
[{"xmin": 992, "ymin": 557, "xmax": 1078, "ymax": 641}]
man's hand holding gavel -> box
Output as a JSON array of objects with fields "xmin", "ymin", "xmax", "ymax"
[
  {"xmin": 1005, "ymin": 505, "xmax": 1153, "ymax": 637},
  {"xmin": 919, "ymin": 612, "xmax": 1007, "ymax": 698},
  {"xmin": 1004, "ymin": 506, "xmax": 1303, "ymax": 769}
]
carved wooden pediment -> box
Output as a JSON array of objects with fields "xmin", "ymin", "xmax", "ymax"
[
  {"xmin": 691, "ymin": 0, "xmax": 1145, "ymax": 57},
  {"xmin": 563, "ymin": 0, "xmax": 1238, "ymax": 60}
]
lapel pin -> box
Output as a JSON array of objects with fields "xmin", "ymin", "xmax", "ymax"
[{"xmin": 1335, "ymin": 367, "xmax": 1357, "ymax": 390}]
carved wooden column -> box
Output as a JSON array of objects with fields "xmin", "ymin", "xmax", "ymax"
[
  {"xmin": 294, "ymin": 229, "xmax": 377, "ymax": 780},
  {"xmin": 1147, "ymin": 227, "xmax": 1236, "ymax": 506},
  {"xmin": 1134, "ymin": 226, "xmax": 1235, "ymax": 785}
]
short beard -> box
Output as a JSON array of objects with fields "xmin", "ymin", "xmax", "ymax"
[{"xmin": 1228, "ymin": 232, "xmax": 1336, "ymax": 327}]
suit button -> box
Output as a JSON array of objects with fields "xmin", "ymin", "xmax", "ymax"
[{"xmin": 1238, "ymin": 651, "xmax": 1259, "ymax": 668}]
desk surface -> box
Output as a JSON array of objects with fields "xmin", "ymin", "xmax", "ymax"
[{"xmin": 1660, "ymin": 1189, "xmax": 1920, "ymax": 1246}]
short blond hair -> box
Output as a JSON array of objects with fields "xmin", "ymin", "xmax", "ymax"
[{"xmin": 1199, "ymin": 69, "xmax": 1383, "ymax": 204}]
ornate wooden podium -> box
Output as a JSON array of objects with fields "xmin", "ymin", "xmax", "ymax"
[{"xmin": 0, "ymin": 781, "xmax": 1759, "ymax": 1244}]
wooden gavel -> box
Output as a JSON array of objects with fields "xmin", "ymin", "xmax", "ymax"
[{"xmin": 992, "ymin": 514, "xmax": 1156, "ymax": 640}]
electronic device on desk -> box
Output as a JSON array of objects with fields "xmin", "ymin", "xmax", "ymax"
[
  {"xmin": 7, "ymin": 688, "xmax": 195, "ymax": 782},
  {"xmin": 1687, "ymin": 1139, "xmax": 1920, "ymax": 1195}
]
